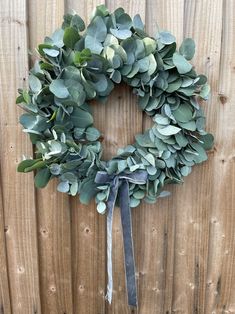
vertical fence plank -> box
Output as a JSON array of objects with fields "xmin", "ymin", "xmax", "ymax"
[
  {"xmin": 27, "ymin": 1, "xmax": 74, "ymax": 313},
  {"xmin": 0, "ymin": 176, "xmax": 11, "ymax": 313},
  {"xmin": 180, "ymin": 1, "xmax": 223, "ymax": 313},
  {"xmin": 0, "ymin": 1, "xmax": 41, "ymax": 313},
  {"xmin": 65, "ymin": 1, "xmax": 106, "ymax": 314},
  {"xmin": 139, "ymin": 1, "xmax": 184, "ymax": 313},
  {"xmin": 205, "ymin": 0, "xmax": 235, "ymax": 312},
  {"xmin": 102, "ymin": 1, "xmax": 145, "ymax": 314}
]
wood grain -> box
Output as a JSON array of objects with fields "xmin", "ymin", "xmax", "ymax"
[
  {"xmin": 28, "ymin": 1, "xmax": 74, "ymax": 313},
  {"xmin": 205, "ymin": 0, "xmax": 235, "ymax": 312},
  {"xmin": 65, "ymin": 1, "xmax": 106, "ymax": 314},
  {"xmin": 137, "ymin": 1, "xmax": 184, "ymax": 313},
  {"xmin": 0, "ymin": 1, "xmax": 41, "ymax": 313},
  {"xmin": 178, "ymin": 1, "xmax": 223, "ymax": 312},
  {"xmin": 0, "ymin": 172, "xmax": 11, "ymax": 313}
]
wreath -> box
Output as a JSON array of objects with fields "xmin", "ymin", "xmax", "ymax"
[{"xmin": 17, "ymin": 5, "xmax": 213, "ymax": 307}]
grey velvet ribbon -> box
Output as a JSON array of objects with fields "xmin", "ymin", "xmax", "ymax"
[{"xmin": 95, "ymin": 170, "xmax": 148, "ymax": 307}]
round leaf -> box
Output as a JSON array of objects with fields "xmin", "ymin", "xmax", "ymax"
[
  {"xmin": 86, "ymin": 127, "xmax": 101, "ymax": 141},
  {"xmin": 63, "ymin": 27, "xmax": 80, "ymax": 49},
  {"xmin": 179, "ymin": 38, "xmax": 195, "ymax": 60},
  {"xmin": 173, "ymin": 52, "xmax": 192, "ymax": 74},
  {"xmin": 49, "ymin": 79, "xmax": 69, "ymax": 98},
  {"xmin": 97, "ymin": 201, "xmax": 106, "ymax": 214}
]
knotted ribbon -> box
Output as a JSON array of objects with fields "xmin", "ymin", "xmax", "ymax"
[{"xmin": 95, "ymin": 170, "xmax": 148, "ymax": 307}]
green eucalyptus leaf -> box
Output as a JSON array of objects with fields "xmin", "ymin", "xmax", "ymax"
[
  {"xmin": 24, "ymin": 160, "xmax": 47, "ymax": 172},
  {"xmin": 43, "ymin": 48, "xmax": 59, "ymax": 57},
  {"xmin": 190, "ymin": 142, "xmax": 208, "ymax": 163},
  {"xmin": 144, "ymin": 153, "xmax": 155, "ymax": 166},
  {"xmin": 71, "ymin": 14, "xmax": 85, "ymax": 31},
  {"xmin": 133, "ymin": 190, "xmax": 145, "ymax": 199},
  {"xmin": 173, "ymin": 103, "xmax": 193, "ymax": 123},
  {"xmin": 92, "ymin": 4, "xmax": 109, "ymax": 18},
  {"xmin": 110, "ymin": 28, "xmax": 132, "ymax": 40},
  {"xmin": 200, "ymin": 133, "xmax": 214, "ymax": 150},
  {"xmin": 57, "ymin": 181, "xmax": 70, "ymax": 193},
  {"xmin": 34, "ymin": 168, "xmax": 51, "ymax": 188},
  {"xmin": 196, "ymin": 75, "xmax": 207, "ymax": 85},
  {"xmin": 85, "ymin": 35, "xmax": 103, "ymax": 54},
  {"xmin": 110, "ymin": 70, "xmax": 121, "ymax": 83},
  {"xmin": 116, "ymin": 13, "xmax": 132, "ymax": 29},
  {"xmin": 70, "ymin": 182, "xmax": 79, "ymax": 196},
  {"xmin": 97, "ymin": 201, "xmax": 106, "ymax": 214},
  {"xmin": 173, "ymin": 52, "xmax": 192, "ymax": 74},
  {"xmin": 143, "ymin": 37, "xmax": 156, "ymax": 55},
  {"xmin": 86, "ymin": 16, "xmax": 107, "ymax": 42},
  {"xmin": 133, "ymin": 14, "xmax": 144, "ymax": 30},
  {"xmin": 104, "ymin": 34, "xmax": 119, "ymax": 46},
  {"xmin": 71, "ymin": 107, "xmax": 93, "ymax": 128},
  {"xmin": 147, "ymin": 54, "xmax": 157, "ymax": 75},
  {"xmin": 117, "ymin": 160, "xmax": 127, "ymax": 172},
  {"xmin": 181, "ymin": 166, "xmax": 191, "ymax": 176},
  {"xmin": 153, "ymin": 114, "xmax": 170, "ymax": 125},
  {"xmin": 158, "ymin": 31, "xmax": 176, "ymax": 45},
  {"xmin": 157, "ymin": 125, "xmax": 181, "ymax": 136},
  {"xmin": 86, "ymin": 127, "xmax": 100, "ymax": 141},
  {"xmin": 17, "ymin": 159, "xmax": 44, "ymax": 173},
  {"xmin": 135, "ymin": 131, "xmax": 155, "ymax": 148},
  {"xmin": 179, "ymin": 38, "xmax": 195, "ymax": 60},
  {"xmin": 51, "ymin": 28, "xmax": 65, "ymax": 47},
  {"xmin": 74, "ymin": 48, "xmax": 92, "ymax": 65},
  {"xmin": 200, "ymin": 83, "xmax": 210, "ymax": 100},
  {"xmin": 29, "ymin": 75, "xmax": 42, "ymax": 93},
  {"xmin": 129, "ymin": 164, "xmax": 140, "ymax": 172},
  {"xmin": 178, "ymin": 120, "xmax": 196, "ymax": 131},
  {"xmin": 80, "ymin": 177, "xmax": 97, "ymax": 204},
  {"xmin": 166, "ymin": 78, "xmax": 182, "ymax": 93},
  {"xmin": 175, "ymin": 132, "xmax": 188, "ymax": 147},
  {"xmin": 147, "ymin": 165, "xmax": 157, "ymax": 175},
  {"xmin": 49, "ymin": 79, "xmax": 69, "ymax": 98},
  {"xmin": 130, "ymin": 197, "xmax": 140, "ymax": 208},
  {"xmin": 50, "ymin": 163, "xmax": 61, "ymax": 175},
  {"xmin": 74, "ymin": 127, "xmax": 85, "ymax": 139},
  {"xmin": 20, "ymin": 114, "xmax": 37, "ymax": 129},
  {"xmin": 91, "ymin": 74, "xmax": 108, "ymax": 92},
  {"xmin": 138, "ymin": 56, "xmax": 150, "ymax": 73},
  {"xmin": 63, "ymin": 27, "xmax": 80, "ymax": 49},
  {"xmin": 96, "ymin": 192, "xmax": 107, "ymax": 201}
]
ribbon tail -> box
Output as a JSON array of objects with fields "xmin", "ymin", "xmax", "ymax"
[
  {"xmin": 105, "ymin": 177, "xmax": 119, "ymax": 304},
  {"xmin": 119, "ymin": 180, "xmax": 138, "ymax": 307}
]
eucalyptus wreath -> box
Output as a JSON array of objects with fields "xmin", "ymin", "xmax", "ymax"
[{"xmin": 17, "ymin": 5, "xmax": 213, "ymax": 214}]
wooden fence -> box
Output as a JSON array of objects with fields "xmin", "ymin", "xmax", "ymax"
[{"xmin": 0, "ymin": 0, "xmax": 234, "ymax": 313}]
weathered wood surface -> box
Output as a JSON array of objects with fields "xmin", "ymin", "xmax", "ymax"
[
  {"xmin": 28, "ymin": 1, "xmax": 74, "ymax": 313},
  {"xmin": 0, "ymin": 0, "xmax": 234, "ymax": 313},
  {"xmin": 0, "ymin": 1, "xmax": 41, "ymax": 313}
]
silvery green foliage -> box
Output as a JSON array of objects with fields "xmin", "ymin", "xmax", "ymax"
[{"xmin": 17, "ymin": 5, "xmax": 213, "ymax": 212}]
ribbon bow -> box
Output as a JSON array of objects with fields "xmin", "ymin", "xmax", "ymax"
[{"xmin": 95, "ymin": 170, "xmax": 148, "ymax": 307}]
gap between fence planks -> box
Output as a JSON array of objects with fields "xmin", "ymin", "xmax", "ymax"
[{"xmin": 0, "ymin": 1, "xmax": 41, "ymax": 313}]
